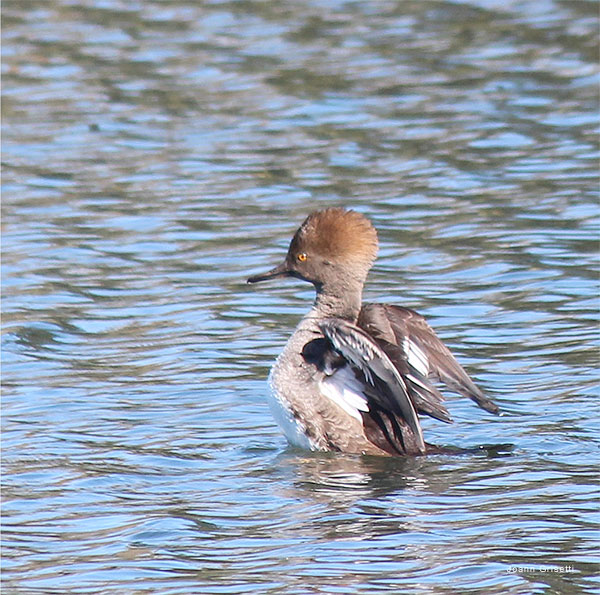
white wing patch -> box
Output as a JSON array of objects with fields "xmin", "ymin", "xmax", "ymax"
[
  {"xmin": 404, "ymin": 338, "xmax": 429, "ymax": 376},
  {"xmin": 319, "ymin": 366, "xmax": 369, "ymax": 422}
]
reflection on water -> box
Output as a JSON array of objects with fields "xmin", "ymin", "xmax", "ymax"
[{"xmin": 2, "ymin": 0, "xmax": 599, "ymax": 593}]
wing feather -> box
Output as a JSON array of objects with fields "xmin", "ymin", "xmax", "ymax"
[
  {"xmin": 319, "ymin": 318, "xmax": 426, "ymax": 454},
  {"xmin": 358, "ymin": 303, "xmax": 499, "ymax": 416}
]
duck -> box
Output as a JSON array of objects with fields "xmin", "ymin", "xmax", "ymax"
[{"xmin": 248, "ymin": 207, "xmax": 499, "ymax": 455}]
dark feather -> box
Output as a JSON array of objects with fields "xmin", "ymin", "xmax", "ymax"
[
  {"xmin": 318, "ymin": 318, "xmax": 426, "ymax": 455},
  {"xmin": 358, "ymin": 303, "xmax": 499, "ymax": 415}
]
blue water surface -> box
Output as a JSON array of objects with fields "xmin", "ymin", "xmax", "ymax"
[{"xmin": 2, "ymin": 1, "xmax": 599, "ymax": 593}]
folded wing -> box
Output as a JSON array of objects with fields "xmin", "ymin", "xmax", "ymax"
[{"xmin": 318, "ymin": 318, "xmax": 427, "ymax": 455}]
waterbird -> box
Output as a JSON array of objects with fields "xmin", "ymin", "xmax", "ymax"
[{"xmin": 248, "ymin": 208, "xmax": 499, "ymax": 455}]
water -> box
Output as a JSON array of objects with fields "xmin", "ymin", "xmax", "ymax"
[{"xmin": 2, "ymin": 0, "xmax": 599, "ymax": 593}]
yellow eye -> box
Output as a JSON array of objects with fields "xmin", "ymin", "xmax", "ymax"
[{"xmin": 297, "ymin": 252, "xmax": 307, "ymax": 262}]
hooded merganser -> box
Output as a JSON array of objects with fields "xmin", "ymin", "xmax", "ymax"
[{"xmin": 248, "ymin": 208, "xmax": 499, "ymax": 456}]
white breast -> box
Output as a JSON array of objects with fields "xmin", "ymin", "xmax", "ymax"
[{"xmin": 267, "ymin": 367, "xmax": 314, "ymax": 450}]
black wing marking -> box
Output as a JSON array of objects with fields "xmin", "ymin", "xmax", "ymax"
[
  {"xmin": 358, "ymin": 303, "xmax": 499, "ymax": 415},
  {"xmin": 374, "ymin": 338, "xmax": 452, "ymax": 423},
  {"xmin": 319, "ymin": 318, "xmax": 426, "ymax": 454}
]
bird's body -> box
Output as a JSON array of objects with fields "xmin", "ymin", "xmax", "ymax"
[{"xmin": 248, "ymin": 208, "xmax": 498, "ymax": 456}]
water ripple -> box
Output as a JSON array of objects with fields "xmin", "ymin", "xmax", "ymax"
[{"xmin": 2, "ymin": 0, "xmax": 598, "ymax": 593}]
